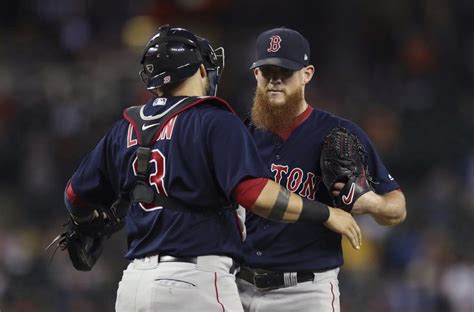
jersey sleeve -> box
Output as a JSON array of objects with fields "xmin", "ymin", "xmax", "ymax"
[
  {"xmin": 205, "ymin": 110, "xmax": 272, "ymax": 200},
  {"xmin": 233, "ymin": 177, "xmax": 269, "ymax": 209},
  {"xmin": 340, "ymin": 120, "xmax": 400, "ymax": 194},
  {"xmin": 68, "ymin": 121, "xmax": 126, "ymax": 209}
]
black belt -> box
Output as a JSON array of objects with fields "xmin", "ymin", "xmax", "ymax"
[
  {"xmin": 154, "ymin": 255, "xmax": 237, "ymax": 274},
  {"xmin": 236, "ymin": 266, "xmax": 314, "ymax": 290}
]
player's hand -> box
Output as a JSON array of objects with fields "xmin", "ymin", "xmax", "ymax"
[{"xmin": 324, "ymin": 207, "xmax": 362, "ymax": 250}]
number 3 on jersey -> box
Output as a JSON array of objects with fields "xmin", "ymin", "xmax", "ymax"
[{"xmin": 132, "ymin": 149, "xmax": 168, "ymax": 211}]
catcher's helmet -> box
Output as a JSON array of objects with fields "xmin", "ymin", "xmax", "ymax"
[{"xmin": 140, "ymin": 25, "xmax": 224, "ymax": 96}]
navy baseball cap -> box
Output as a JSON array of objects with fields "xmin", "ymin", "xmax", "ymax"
[{"xmin": 250, "ymin": 27, "xmax": 310, "ymax": 71}]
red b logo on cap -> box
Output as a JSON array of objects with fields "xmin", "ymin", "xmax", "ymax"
[{"xmin": 267, "ymin": 35, "xmax": 282, "ymax": 52}]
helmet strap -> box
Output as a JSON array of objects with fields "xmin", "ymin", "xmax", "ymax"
[{"xmin": 206, "ymin": 70, "xmax": 219, "ymax": 96}]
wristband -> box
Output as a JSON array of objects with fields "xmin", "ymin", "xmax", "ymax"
[{"xmin": 299, "ymin": 198, "xmax": 330, "ymax": 223}]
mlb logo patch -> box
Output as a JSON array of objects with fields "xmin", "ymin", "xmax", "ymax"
[
  {"xmin": 153, "ymin": 98, "xmax": 167, "ymax": 106},
  {"xmin": 164, "ymin": 76, "xmax": 171, "ymax": 84}
]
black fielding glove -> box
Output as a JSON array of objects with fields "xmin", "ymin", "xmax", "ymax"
[
  {"xmin": 47, "ymin": 199, "xmax": 128, "ymax": 271},
  {"xmin": 320, "ymin": 127, "xmax": 373, "ymax": 211}
]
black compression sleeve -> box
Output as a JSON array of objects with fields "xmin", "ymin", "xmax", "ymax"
[{"xmin": 299, "ymin": 198, "xmax": 330, "ymax": 223}]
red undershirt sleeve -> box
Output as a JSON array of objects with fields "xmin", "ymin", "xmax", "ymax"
[
  {"xmin": 233, "ymin": 177, "xmax": 269, "ymax": 209},
  {"xmin": 65, "ymin": 181, "xmax": 95, "ymax": 217}
]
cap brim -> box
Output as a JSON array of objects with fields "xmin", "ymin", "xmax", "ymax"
[{"xmin": 250, "ymin": 57, "xmax": 304, "ymax": 70}]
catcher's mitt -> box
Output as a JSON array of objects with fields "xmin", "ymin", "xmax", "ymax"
[
  {"xmin": 320, "ymin": 127, "xmax": 373, "ymax": 211},
  {"xmin": 47, "ymin": 199, "xmax": 128, "ymax": 271}
]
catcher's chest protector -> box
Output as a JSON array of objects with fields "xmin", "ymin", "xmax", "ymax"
[{"xmin": 123, "ymin": 96, "xmax": 234, "ymax": 209}]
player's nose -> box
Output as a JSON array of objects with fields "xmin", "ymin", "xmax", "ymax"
[{"xmin": 269, "ymin": 75, "xmax": 283, "ymax": 84}]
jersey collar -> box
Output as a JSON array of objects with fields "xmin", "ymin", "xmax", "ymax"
[{"xmin": 276, "ymin": 105, "xmax": 313, "ymax": 140}]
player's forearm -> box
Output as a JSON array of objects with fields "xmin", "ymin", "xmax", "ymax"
[
  {"xmin": 64, "ymin": 181, "xmax": 96, "ymax": 222},
  {"xmin": 367, "ymin": 190, "xmax": 406, "ymax": 226},
  {"xmin": 250, "ymin": 180, "xmax": 330, "ymax": 223}
]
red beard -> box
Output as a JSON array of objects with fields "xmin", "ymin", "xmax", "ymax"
[{"xmin": 251, "ymin": 86, "xmax": 304, "ymax": 133}]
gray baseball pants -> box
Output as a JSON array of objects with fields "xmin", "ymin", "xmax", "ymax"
[{"xmin": 237, "ymin": 268, "xmax": 340, "ymax": 312}]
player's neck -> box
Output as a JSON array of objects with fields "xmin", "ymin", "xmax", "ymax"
[
  {"xmin": 171, "ymin": 75, "xmax": 206, "ymax": 97},
  {"xmin": 171, "ymin": 87, "xmax": 204, "ymax": 97},
  {"xmin": 285, "ymin": 101, "xmax": 308, "ymax": 123},
  {"xmin": 295, "ymin": 101, "xmax": 309, "ymax": 118},
  {"xmin": 291, "ymin": 101, "xmax": 311, "ymax": 125}
]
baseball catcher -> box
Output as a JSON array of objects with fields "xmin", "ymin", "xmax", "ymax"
[{"xmin": 320, "ymin": 127, "xmax": 373, "ymax": 211}]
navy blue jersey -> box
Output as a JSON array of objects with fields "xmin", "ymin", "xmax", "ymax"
[
  {"xmin": 69, "ymin": 96, "xmax": 271, "ymax": 261},
  {"xmin": 243, "ymin": 106, "xmax": 400, "ymax": 271}
]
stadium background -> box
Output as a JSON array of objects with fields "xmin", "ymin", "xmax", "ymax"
[{"xmin": 0, "ymin": 0, "xmax": 473, "ymax": 311}]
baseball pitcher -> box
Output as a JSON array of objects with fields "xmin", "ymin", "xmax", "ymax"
[{"xmin": 237, "ymin": 27, "xmax": 406, "ymax": 312}]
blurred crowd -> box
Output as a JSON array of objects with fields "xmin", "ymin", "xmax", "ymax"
[{"xmin": 0, "ymin": 0, "xmax": 473, "ymax": 311}]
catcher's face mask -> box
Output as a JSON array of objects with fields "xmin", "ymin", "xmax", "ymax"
[{"xmin": 198, "ymin": 37, "xmax": 225, "ymax": 96}]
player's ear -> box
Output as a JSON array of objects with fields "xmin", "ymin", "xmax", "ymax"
[
  {"xmin": 302, "ymin": 65, "xmax": 315, "ymax": 85},
  {"xmin": 253, "ymin": 68, "xmax": 259, "ymax": 80},
  {"xmin": 199, "ymin": 64, "xmax": 207, "ymax": 78}
]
